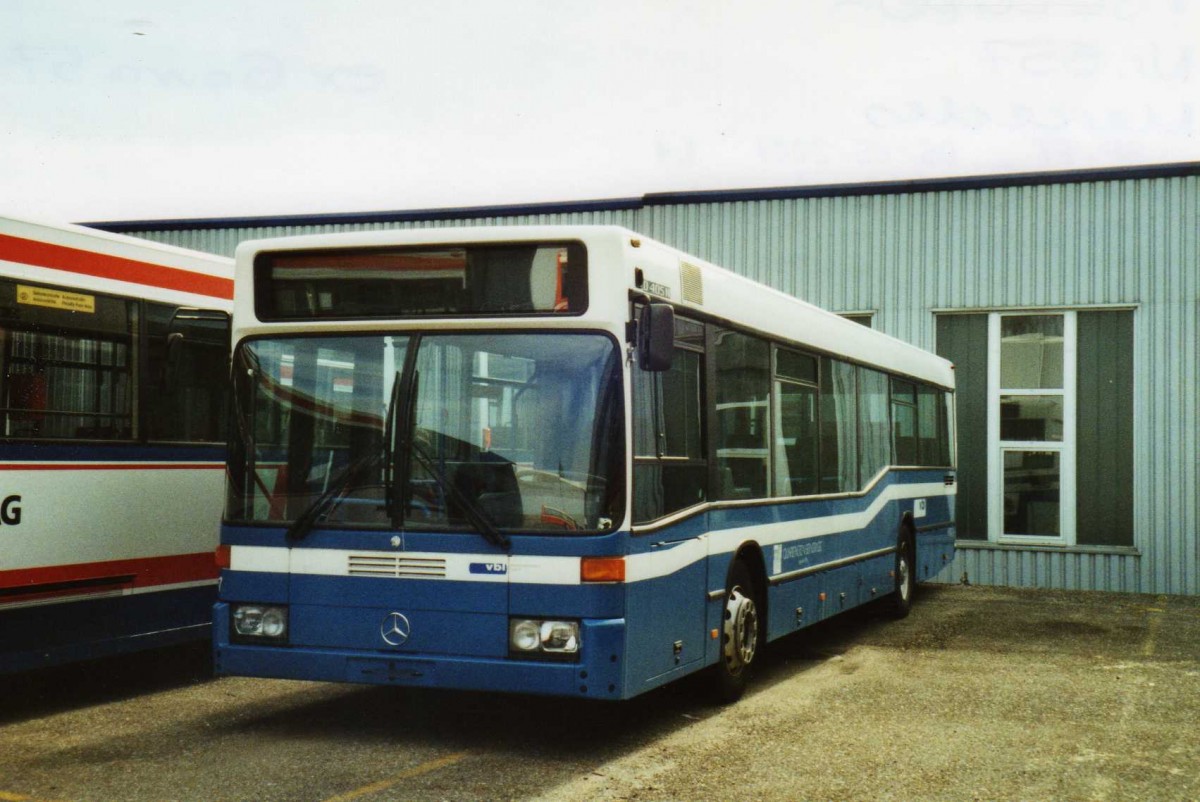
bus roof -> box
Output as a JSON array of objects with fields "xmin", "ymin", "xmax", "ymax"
[
  {"xmin": 1, "ymin": 214, "xmax": 234, "ymax": 307},
  {"xmin": 235, "ymin": 225, "xmax": 954, "ymax": 389}
]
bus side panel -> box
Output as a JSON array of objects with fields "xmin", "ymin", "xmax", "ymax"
[
  {"xmin": 1, "ymin": 585, "xmax": 214, "ymax": 674},
  {"xmin": 704, "ymin": 548, "xmax": 734, "ymax": 670},
  {"xmin": 916, "ymin": 528, "xmax": 956, "ymax": 582},
  {"xmin": 701, "ymin": 473, "xmax": 956, "ymax": 647},
  {"xmin": 765, "ymin": 576, "xmax": 821, "ymax": 641},
  {"xmin": 1, "ymin": 457, "xmax": 223, "ymax": 674},
  {"xmin": 624, "ymin": 555, "xmax": 707, "ymax": 693},
  {"xmin": 0, "ymin": 461, "xmax": 223, "ymax": 572},
  {"xmin": 914, "ymin": 482, "xmax": 957, "ymax": 581}
]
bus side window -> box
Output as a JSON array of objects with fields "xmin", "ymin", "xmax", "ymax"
[
  {"xmin": 917, "ymin": 383, "xmax": 946, "ymax": 466},
  {"xmin": 632, "ymin": 315, "xmax": 706, "ymax": 524},
  {"xmin": 773, "ymin": 347, "xmax": 819, "ymax": 497},
  {"xmin": 714, "ymin": 329, "xmax": 770, "ymax": 500},
  {"xmin": 819, "ymin": 357, "xmax": 859, "ymax": 493},
  {"xmin": 146, "ymin": 304, "xmax": 230, "ymax": 442},
  {"xmin": 891, "ymin": 378, "xmax": 918, "ymax": 465},
  {"xmin": 0, "ymin": 279, "xmax": 136, "ymax": 441},
  {"xmin": 858, "ymin": 367, "xmax": 891, "ymax": 486}
]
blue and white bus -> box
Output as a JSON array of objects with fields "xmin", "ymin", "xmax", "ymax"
[
  {"xmin": 215, "ymin": 226, "xmax": 955, "ymax": 701},
  {"xmin": 1, "ymin": 215, "xmax": 233, "ymax": 673}
]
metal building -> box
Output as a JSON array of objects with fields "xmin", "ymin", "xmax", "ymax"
[{"xmin": 92, "ymin": 162, "xmax": 1200, "ymax": 596}]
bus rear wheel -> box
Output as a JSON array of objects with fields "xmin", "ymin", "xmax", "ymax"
[
  {"xmin": 713, "ymin": 559, "xmax": 760, "ymax": 703},
  {"xmin": 890, "ymin": 531, "xmax": 915, "ymax": 619}
]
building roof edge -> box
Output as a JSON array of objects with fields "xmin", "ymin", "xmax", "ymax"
[{"xmin": 84, "ymin": 161, "xmax": 1200, "ymax": 233}]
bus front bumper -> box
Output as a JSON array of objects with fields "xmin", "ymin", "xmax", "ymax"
[{"xmin": 214, "ymin": 611, "xmax": 628, "ymax": 700}]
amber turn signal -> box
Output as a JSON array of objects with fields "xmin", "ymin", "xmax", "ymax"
[{"xmin": 580, "ymin": 556, "xmax": 626, "ymax": 583}]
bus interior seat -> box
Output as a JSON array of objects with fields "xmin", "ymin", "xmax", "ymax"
[{"xmin": 451, "ymin": 461, "xmax": 522, "ymax": 528}]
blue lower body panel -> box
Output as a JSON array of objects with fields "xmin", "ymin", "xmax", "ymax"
[
  {"xmin": 2, "ymin": 585, "xmax": 215, "ymax": 675},
  {"xmin": 916, "ymin": 525, "xmax": 957, "ymax": 581},
  {"xmin": 213, "ymin": 603, "xmax": 629, "ymax": 699}
]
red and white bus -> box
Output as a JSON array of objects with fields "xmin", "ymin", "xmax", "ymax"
[{"xmin": 0, "ymin": 215, "xmax": 233, "ymax": 673}]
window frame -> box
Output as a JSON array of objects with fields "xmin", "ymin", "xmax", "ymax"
[
  {"xmin": 254, "ymin": 240, "xmax": 590, "ymax": 322},
  {"xmin": 771, "ymin": 346, "xmax": 820, "ymax": 498},
  {"xmin": 890, "ymin": 377, "xmax": 918, "ymax": 466},
  {"xmin": 144, "ymin": 303, "xmax": 231, "ymax": 444},
  {"xmin": 631, "ymin": 312, "xmax": 708, "ymax": 525},
  {"xmin": 839, "ymin": 312, "xmax": 874, "ymax": 328},
  {"xmin": 0, "ymin": 279, "xmax": 139, "ymax": 443},
  {"xmin": 712, "ymin": 328, "xmax": 773, "ymax": 503},
  {"xmin": 0, "ymin": 277, "xmax": 230, "ymax": 447},
  {"xmin": 987, "ymin": 311, "xmax": 1078, "ymax": 546},
  {"xmin": 630, "ymin": 302, "xmax": 956, "ymax": 530}
]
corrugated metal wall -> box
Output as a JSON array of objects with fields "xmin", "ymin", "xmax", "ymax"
[{"xmin": 121, "ymin": 173, "xmax": 1200, "ymax": 596}]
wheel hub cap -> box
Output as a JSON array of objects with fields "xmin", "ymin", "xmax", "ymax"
[{"xmin": 723, "ymin": 587, "xmax": 758, "ymax": 671}]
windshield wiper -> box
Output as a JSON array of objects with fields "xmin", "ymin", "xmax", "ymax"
[
  {"xmin": 230, "ymin": 348, "xmax": 274, "ymax": 517},
  {"xmin": 285, "ymin": 450, "xmax": 383, "ymax": 543},
  {"xmin": 231, "ymin": 347, "xmax": 261, "ymax": 447},
  {"xmin": 284, "ymin": 344, "xmax": 510, "ymax": 551},
  {"xmin": 287, "ymin": 366, "xmax": 406, "ymax": 543},
  {"xmin": 408, "ymin": 436, "xmax": 511, "ymax": 552},
  {"xmin": 391, "ymin": 367, "xmax": 507, "ymax": 551},
  {"xmin": 383, "ymin": 370, "xmax": 403, "ymax": 527}
]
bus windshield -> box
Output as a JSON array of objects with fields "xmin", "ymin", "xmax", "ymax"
[{"xmin": 226, "ymin": 332, "xmax": 625, "ymax": 534}]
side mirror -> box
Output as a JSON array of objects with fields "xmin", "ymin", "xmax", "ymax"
[{"xmin": 638, "ymin": 303, "xmax": 674, "ymax": 372}]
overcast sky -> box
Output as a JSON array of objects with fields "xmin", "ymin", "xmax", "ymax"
[{"xmin": 1, "ymin": 1, "xmax": 1196, "ymax": 224}]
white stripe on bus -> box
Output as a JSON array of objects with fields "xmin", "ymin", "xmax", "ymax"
[{"xmin": 229, "ymin": 482, "xmax": 952, "ymax": 586}]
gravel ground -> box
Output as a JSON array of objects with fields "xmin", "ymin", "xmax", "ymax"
[
  {"xmin": 1, "ymin": 585, "xmax": 1197, "ymax": 801},
  {"xmin": 537, "ymin": 585, "xmax": 1200, "ymax": 802}
]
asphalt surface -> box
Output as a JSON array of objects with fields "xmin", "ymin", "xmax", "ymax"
[{"xmin": 1, "ymin": 585, "xmax": 1197, "ymax": 801}]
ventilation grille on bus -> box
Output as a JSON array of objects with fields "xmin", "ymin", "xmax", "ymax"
[
  {"xmin": 680, "ymin": 261, "xmax": 704, "ymax": 305},
  {"xmin": 347, "ymin": 555, "xmax": 447, "ymax": 579}
]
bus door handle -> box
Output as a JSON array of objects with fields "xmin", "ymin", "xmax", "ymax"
[{"xmin": 650, "ymin": 536, "xmax": 700, "ymax": 549}]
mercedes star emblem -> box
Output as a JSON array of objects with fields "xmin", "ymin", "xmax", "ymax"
[{"xmin": 380, "ymin": 612, "xmax": 411, "ymax": 646}]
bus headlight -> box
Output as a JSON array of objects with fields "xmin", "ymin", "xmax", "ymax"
[
  {"xmin": 509, "ymin": 618, "xmax": 580, "ymax": 659},
  {"xmin": 231, "ymin": 604, "xmax": 289, "ymax": 643}
]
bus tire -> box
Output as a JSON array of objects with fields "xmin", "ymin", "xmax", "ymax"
[
  {"xmin": 713, "ymin": 559, "xmax": 761, "ymax": 704},
  {"xmin": 890, "ymin": 529, "xmax": 915, "ymax": 619}
]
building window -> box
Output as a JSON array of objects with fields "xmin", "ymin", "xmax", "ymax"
[
  {"xmin": 991, "ymin": 312, "xmax": 1076, "ymax": 544},
  {"xmin": 936, "ymin": 309, "xmax": 1133, "ymax": 548}
]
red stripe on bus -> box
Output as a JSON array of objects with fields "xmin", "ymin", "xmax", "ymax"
[
  {"xmin": 0, "ymin": 233, "xmax": 233, "ymax": 300},
  {"xmin": 0, "ymin": 463, "xmax": 225, "ymax": 471},
  {"xmin": 0, "ymin": 552, "xmax": 219, "ymax": 600}
]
